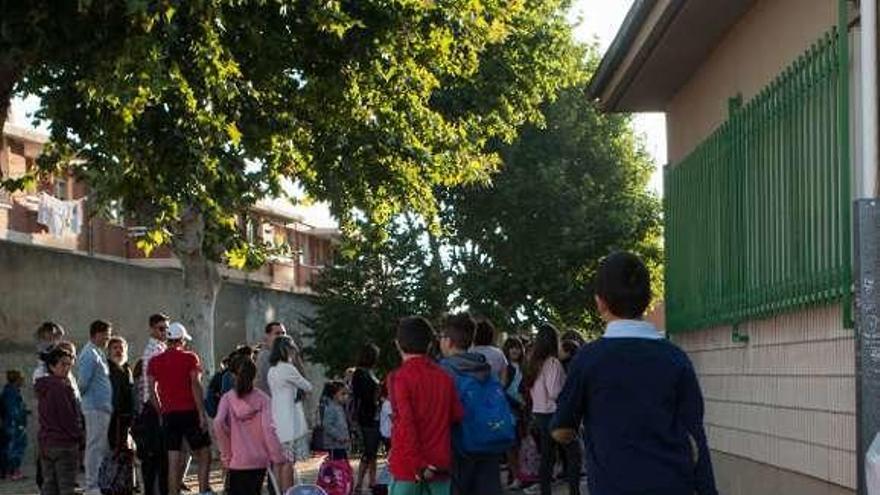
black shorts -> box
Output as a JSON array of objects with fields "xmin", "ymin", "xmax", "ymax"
[
  {"xmin": 162, "ymin": 410, "xmax": 211, "ymax": 452},
  {"xmin": 360, "ymin": 425, "xmax": 381, "ymax": 461}
]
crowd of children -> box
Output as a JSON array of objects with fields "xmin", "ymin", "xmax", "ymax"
[
  {"xmin": 348, "ymin": 251, "xmax": 718, "ymax": 495},
  {"xmin": 0, "ymin": 251, "xmax": 717, "ymax": 495}
]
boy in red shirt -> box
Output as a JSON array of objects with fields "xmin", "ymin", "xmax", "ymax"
[
  {"xmin": 148, "ymin": 322, "xmax": 212, "ymax": 495},
  {"xmin": 388, "ymin": 316, "xmax": 463, "ymax": 495}
]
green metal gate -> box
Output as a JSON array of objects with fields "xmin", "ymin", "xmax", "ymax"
[{"xmin": 664, "ymin": 23, "xmax": 851, "ymax": 333}]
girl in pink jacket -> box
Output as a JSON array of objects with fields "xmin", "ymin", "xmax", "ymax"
[{"xmin": 213, "ymin": 358, "xmax": 286, "ymax": 495}]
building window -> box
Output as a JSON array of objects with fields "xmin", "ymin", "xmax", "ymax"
[
  {"xmin": 8, "ymin": 139, "xmax": 24, "ymax": 157},
  {"xmin": 107, "ymin": 199, "xmax": 124, "ymax": 226},
  {"xmin": 54, "ymin": 177, "xmax": 68, "ymax": 200},
  {"xmin": 245, "ymin": 218, "xmax": 255, "ymax": 244},
  {"xmin": 301, "ymin": 237, "xmax": 311, "ymax": 266}
]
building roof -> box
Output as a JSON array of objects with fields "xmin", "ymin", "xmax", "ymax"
[
  {"xmin": 588, "ymin": 0, "xmax": 755, "ymax": 112},
  {"xmin": 252, "ymin": 198, "xmax": 306, "ymax": 223},
  {"xmin": 3, "ymin": 122, "xmax": 49, "ymax": 144}
]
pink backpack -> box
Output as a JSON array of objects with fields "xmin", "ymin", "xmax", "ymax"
[
  {"xmin": 316, "ymin": 457, "xmax": 354, "ymax": 495},
  {"xmin": 517, "ymin": 434, "xmax": 540, "ymax": 483}
]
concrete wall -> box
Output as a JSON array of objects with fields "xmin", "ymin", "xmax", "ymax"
[
  {"xmin": 666, "ymin": 0, "xmax": 836, "ymax": 162},
  {"xmin": 0, "ymin": 239, "xmax": 325, "ymax": 466},
  {"xmin": 673, "ymin": 304, "xmax": 855, "ymax": 493}
]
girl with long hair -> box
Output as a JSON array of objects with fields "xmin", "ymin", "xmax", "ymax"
[
  {"xmin": 267, "ymin": 335, "xmax": 314, "ymax": 491},
  {"xmin": 213, "ymin": 359, "xmax": 285, "ymax": 495},
  {"xmin": 525, "ymin": 324, "xmax": 580, "ymax": 495},
  {"xmin": 351, "ymin": 342, "xmax": 381, "ymax": 495}
]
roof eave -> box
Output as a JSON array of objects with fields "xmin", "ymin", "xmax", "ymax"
[{"xmin": 587, "ymin": 0, "xmax": 656, "ymax": 103}]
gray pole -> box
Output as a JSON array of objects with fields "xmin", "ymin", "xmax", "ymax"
[{"xmin": 856, "ymin": 198, "xmax": 880, "ymax": 494}]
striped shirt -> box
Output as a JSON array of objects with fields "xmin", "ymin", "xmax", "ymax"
[{"xmin": 141, "ymin": 337, "xmax": 166, "ymax": 404}]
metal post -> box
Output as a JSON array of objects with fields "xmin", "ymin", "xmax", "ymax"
[{"xmin": 856, "ymin": 199, "xmax": 880, "ymax": 495}]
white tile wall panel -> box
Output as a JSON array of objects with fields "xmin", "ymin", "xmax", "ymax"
[
  {"xmin": 688, "ymin": 338, "xmax": 853, "ymax": 376},
  {"xmin": 674, "ymin": 303, "xmax": 856, "ymax": 489},
  {"xmin": 704, "ymin": 400, "xmax": 854, "ymax": 450},
  {"xmin": 829, "ymin": 450, "xmax": 857, "ymax": 488},
  {"xmin": 708, "ymin": 425, "xmax": 853, "ymax": 487}
]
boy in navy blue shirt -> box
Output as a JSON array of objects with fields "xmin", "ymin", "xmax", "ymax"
[{"xmin": 551, "ymin": 252, "xmax": 717, "ymax": 495}]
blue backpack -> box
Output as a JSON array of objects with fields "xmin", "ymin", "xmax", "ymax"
[{"xmin": 450, "ymin": 369, "xmax": 517, "ymax": 455}]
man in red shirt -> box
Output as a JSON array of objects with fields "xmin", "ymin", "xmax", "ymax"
[
  {"xmin": 388, "ymin": 316, "xmax": 463, "ymax": 495},
  {"xmin": 148, "ymin": 322, "xmax": 213, "ymax": 495}
]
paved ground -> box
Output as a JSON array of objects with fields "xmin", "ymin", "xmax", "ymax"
[{"xmin": 0, "ymin": 458, "xmax": 580, "ymax": 494}]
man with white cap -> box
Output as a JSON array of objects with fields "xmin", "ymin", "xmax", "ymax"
[{"xmin": 148, "ymin": 322, "xmax": 213, "ymax": 495}]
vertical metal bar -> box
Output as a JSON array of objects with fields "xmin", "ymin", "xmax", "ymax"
[
  {"xmin": 811, "ymin": 43, "xmax": 820, "ymax": 298},
  {"xmin": 839, "ymin": 0, "xmax": 853, "ymax": 326}
]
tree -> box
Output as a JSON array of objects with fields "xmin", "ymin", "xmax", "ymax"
[
  {"xmin": 304, "ymin": 219, "xmax": 449, "ymax": 377},
  {"xmin": 2, "ymin": 1, "xmax": 582, "ymax": 372},
  {"xmin": 443, "ymin": 79, "xmax": 663, "ymax": 333}
]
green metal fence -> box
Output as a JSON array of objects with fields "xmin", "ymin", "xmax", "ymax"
[{"xmin": 664, "ymin": 25, "xmax": 851, "ymax": 333}]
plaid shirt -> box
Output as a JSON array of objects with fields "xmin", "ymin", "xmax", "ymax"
[{"xmin": 141, "ymin": 337, "xmax": 167, "ymax": 404}]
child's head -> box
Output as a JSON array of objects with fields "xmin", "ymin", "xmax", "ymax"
[
  {"xmin": 356, "ymin": 343, "xmax": 380, "ymax": 369},
  {"xmin": 234, "ymin": 358, "xmax": 257, "ymax": 397},
  {"xmin": 440, "ymin": 313, "xmax": 476, "ymax": 356},
  {"xmin": 324, "ymin": 380, "xmax": 349, "ymax": 403},
  {"xmin": 44, "ymin": 346, "xmax": 74, "ymax": 378},
  {"xmin": 525, "ymin": 323, "xmax": 559, "ymax": 384},
  {"xmin": 35, "ymin": 321, "xmax": 65, "ymax": 353},
  {"xmin": 474, "ymin": 319, "xmax": 497, "ymax": 347},
  {"xmin": 560, "ymin": 329, "xmax": 586, "ymax": 346},
  {"xmin": 269, "ymin": 335, "xmax": 299, "ymax": 366},
  {"xmin": 227, "ymin": 345, "xmax": 255, "ymax": 374},
  {"xmin": 503, "ymin": 336, "xmax": 525, "ymax": 363},
  {"xmin": 396, "ymin": 316, "xmax": 436, "ymax": 356},
  {"xmin": 56, "ymin": 341, "xmax": 76, "ymax": 360},
  {"xmin": 6, "ymin": 370, "xmax": 23, "ymax": 387},
  {"xmin": 595, "ymin": 252, "xmax": 651, "ymax": 321},
  {"xmin": 560, "ymin": 339, "xmax": 579, "ymax": 361}
]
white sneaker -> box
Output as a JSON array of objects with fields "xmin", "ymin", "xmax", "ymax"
[{"xmin": 523, "ymin": 484, "xmax": 541, "ymax": 495}]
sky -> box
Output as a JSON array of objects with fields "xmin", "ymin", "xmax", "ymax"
[
  {"xmin": 8, "ymin": 0, "xmax": 665, "ymax": 225},
  {"xmin": 571, "ymin": 0, "xmax": 667, "ymax": 193}
]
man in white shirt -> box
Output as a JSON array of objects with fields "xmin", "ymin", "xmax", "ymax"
[
  {"xmin": 142, "ymin": 314, "xmax": 169, "ymax": 404},
  {"xmin": 139, "ymin": 313, "xmax": 170, "ymax": 495}
]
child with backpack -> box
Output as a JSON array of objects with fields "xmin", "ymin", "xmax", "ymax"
[
  {"xmin": 388, "ymin": 316, "xmax": 463, "ymax": 495},
  {"xmin": 439, "ymin": 313, "xmax": 515, "ymax": 495},
  {"xmin": 551, "ymin": 252, "xmax": 718, "ymax": 495}
]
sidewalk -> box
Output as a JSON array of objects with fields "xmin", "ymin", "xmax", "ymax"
[{"xmin": 0, "ymin": 459, "xmax": 581, "ymax": 494}]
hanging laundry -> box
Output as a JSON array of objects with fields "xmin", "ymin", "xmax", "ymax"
[{"xmin": 36, "ymin": 192, "xmax": 84, "ymax": 237}]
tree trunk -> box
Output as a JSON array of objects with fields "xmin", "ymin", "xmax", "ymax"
[
  {"xmin": 0, "ymin": 61, "xmax": 20, "ymax": 133},
  {"xmin": 425, "ymin": 229, "xmax": 449, "ymax": 316},
  {"xmin": 174, "ymin": 207, "xmax": 222, "ymax": 375}
]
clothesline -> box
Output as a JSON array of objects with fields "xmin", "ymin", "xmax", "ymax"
[{"xmin": 35, "ymin": 192, "xmax": 84, "ymax": 237}]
